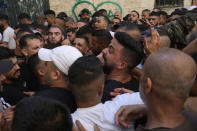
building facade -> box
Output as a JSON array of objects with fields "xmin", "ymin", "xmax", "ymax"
[{"xmin": 49, "ymin": 0, "xmax": 193, "ymax": 20}]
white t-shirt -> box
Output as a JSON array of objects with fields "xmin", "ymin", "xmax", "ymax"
[
  {"xmin": 3, "ymin": 26, "xmax": 16, "ymax": 49},
  {"xmin": 72, "ymin": 92, "xmax": 143, "ymax": 131}
]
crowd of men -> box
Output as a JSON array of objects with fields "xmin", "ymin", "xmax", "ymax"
[{"xmin": 0, "ymin": 4, "xmax": 197, "ymax": 131}]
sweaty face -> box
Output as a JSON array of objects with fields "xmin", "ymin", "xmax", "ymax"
[
  {"xmin": 25, "ymin": 39, "xmax": 42, "ymax": 57},
  {"xmin": 130, "ymin": 12, "xmax": 139, "ymax": 23},
  {"xmin": 148, "ymin": 16, "xmax": 160, "ymax": 26},
  {"xmin": 102, "ymin": 38, "xmax": 123, "ymax": 74},
  {"xmin": 95, "ymin": 16, "xmax": 108, "ymax": 30},
  {"xmin": 4, "ymin": 57, "xmax": 20, "ymax": 81},
  {"xmin": 48, "ymin": 27, "xmax": 64, "ymax": 45},
  {"xmin": 74, "ymin": 38, "xmax": 89, "ymax": 55}
]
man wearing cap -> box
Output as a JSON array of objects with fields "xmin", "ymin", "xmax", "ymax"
[
  {"xmin": 0, "ymin": 60, "xmax": 13, "ymax": 112},
  {"xmin": 35, "ymin": 45, "xmax": 82, "ymax": 113},
  {"xmin": 79, "ymin": 8, "xmax": 90, "ymax": 22}
]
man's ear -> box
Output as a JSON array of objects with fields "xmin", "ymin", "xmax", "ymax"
[
  {"xmin": 117, "ymin": 61, "xmax": 128, "ymax": 70},
  {"xmin": 98, "ymin": 83, "xmax": 104, "ymax": 96},
  {"xmin": 37, "ymin": 68, "xmax": 45, "ymax": 76},
  {"xmin": 145, "ymin": 77, "xmax": 152, "ymax": 95},
  {"xmin": 52, "ymin": 70, "xmax": 61, "ymax": 80},
  {"xmin": 21, "ymin": 48, "xmax": 28, "ymax": 57},
  {"xmin": 61, "ymin": 35, "xmax": 65, "ymax": 41}
]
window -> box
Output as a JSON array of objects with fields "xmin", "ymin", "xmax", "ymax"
[{"xmin": 155, "ymin": 0, "xmax": 184, "ymax": 7}]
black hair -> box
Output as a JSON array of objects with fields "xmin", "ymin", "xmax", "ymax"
[
  {"xmin": 19, "ymin": 34, "xmax": 39, "ymax": 49},
  {"xmin": 0, "ymin": 14, "xmax": 8, "ymax": 22},
  {"xmin": 16, "ymin": 29, "xmax": 34, "ymax": 40},
  {"xmin": 44, "ymin": 10, "xmax": 56, "ymax": 16},
  {"xmin": 150, "ymin": 11, "xmax": 160, "ymax": 17},
  {"xmin": 49, "ymin": 25, "xmax": 64, "ymax": 34},
  {"xmin": 57, "ymin": 12, "xmax": 67, "ymax": 19},
  {"xmin": 131, "ymin": 10, "xmax": 139, "ymax": 18},
  {"xmin": 68, "ymin": 55, "xmax": 103, "ymax": 86},
  {"xmin": 75, "ymin": 35, "xmax": 89, "ymax": 47},
  {"xmin": 147, "ymin": 28, "xmax": 169, "ymax": 37},
  {"xmin": 115, "ymin": 32, "xmax": 143, "ymax": 68},
  {"xmin": 159, "ymin": 11, "xmax": 168, "ymax": 16},
  {"xmin": 12, "ymin": 96, "xmax": 73, "ymax": 131},
  {"xmin": 76, "ymin": 25, "xmax": 93, "ymax": 36},
  {"xmin": 27, "ymin": 53, "xmax": 40, "ymax": 76},
  {"xmin": 118, "ymin": 21, "xmax": 139, "ymax": 31},
  {"xmin": 66, "ymin": 28, "xmax": 77, "ymax": 34},
  {"xmin": 0, "ymin": 46, "xmax": 15, "ymax": 60},
  {"xmin": 102, "ymin": 15, "xmax": 110, "ymax": 25},
  {"xmin": 153, "ymin": 7, "xmax": 162, "ymax": 11},
  {"xmin": 123, "ymin": 14, "xmax": 131, "ymax": 22},
  {"xmin": 14, "ymin": 24, "xmax": 33, "ymax": 30},
  {"xmin": 18, "ymin": 13, "xmax": 31, "ymax": 20},
  {"xmin": 64, "ymin": 17, "xmax": 75, "ymax": 23},
  {"xmin": 98, "ymin": 9, "xmax": 107, "ymax": 15}
]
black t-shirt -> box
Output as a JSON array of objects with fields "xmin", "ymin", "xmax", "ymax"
[
  {"xmin": 20, "ymin": 62, "xmax": 40, "ymax": 91},
  {"xmin": 101, "ymin": 78, "xmax": 139, "ymax": 103},
  {"xmin": 136, "ymin": 110, "xmax": 197, "ymax": 131},
  {"xmin": 35, "ymin": 88, "xmax": 77, "ymax": 113},
  {"xmin": 2, "ymin": 81, "xmax": 28, "ymax": 106}
]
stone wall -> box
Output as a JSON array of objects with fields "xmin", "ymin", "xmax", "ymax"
[{"xmin": 49, "ymin": 0, "xmax": 192, "ymax": 20}]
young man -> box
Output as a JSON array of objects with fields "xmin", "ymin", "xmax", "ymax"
[
  {"xmin": 0, "ymin": 60, "xmax": 13, "ymax": 112},
  {"xmin": 44, "ymin": 10, "xmax": 56, "ymax": 28},
  {"xmin": 73, "ymin": 35, "xmax": 89, "ymax": 56},
  {"xmin": 0, "ymin": 14, "xmax": 16, "ymax": 49},
  {"xmin": 35, "ymin": 45, "xmax": 82, "ymax": 113},
  {"xmin": 69, "ymin": 55, "xmax": 143, "ymax": 130},
  {"xmin": 99, "ymin": 32, "xmax": 143, "ymax": 102},
  {"xmin": 0, "ymin": 47, "xmax": 27, "ymax": 105},
  {"xmin": 78, "ymin": 8, "xmax": 90, "ymax": 22},
  {"xmin": 46, "ymin": 25, "xmax": 65, "ymax": 49}
]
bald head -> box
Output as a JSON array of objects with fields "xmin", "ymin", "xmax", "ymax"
[{"xmin": 143, "ymin": 48, "xmax": 197, "ymax": 100}]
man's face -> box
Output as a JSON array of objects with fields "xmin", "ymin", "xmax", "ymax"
[
  {"xmin": 159, "ymin": 15, "xmax": 167, "ymax": 25},
  {"xmin": 142, "ymin": 11, "xmax": 150, "ymax": 21},
  {"xmin": 48, "ymin": 27, "xmax": 64, "ymax": 45},
  {"xmin": 45, "ymin": 14, "xmax": 55, "ymax": 25},
  {"xmin": 67, "ymin": 31, "xmax": 76, "ymax": 43},
  {"xmin": 102, "ymin": 38, "xmax": 124, "ymax": 74},
  {"xmin": 74, "ymin": 38, "xmax": 89, "ymax": 55},
  {"xmin": 130, "ymin": 12, "xmax": 139, "ymax": 23},
  {"xmin": 80, "ymin": 13, "xmax": 90, "ymax": 22},
  {"xmin": 111, "ymin": 18, "xmax": 121, "ymax": 28},
  {"xmin": 148, "ymin": 15, "xmax": 160, "ymax": 26},
  {"xmin": 95, "ymin": 16, "xmax": 108, "ymax": 30},
  {"xmin": 42, "ymin": 61, "xmax": 56, "ymax": 86},
  {"xmin": 24, "ymin": 39, "xmax": 42, "ymax": 58},
  {"xmin": 4, "ymin": 57, "xmax": 20, "ymax": 80}
]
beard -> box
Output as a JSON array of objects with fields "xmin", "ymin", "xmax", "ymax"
[
  {"xmin": 102, "ymin": 54, "xmax": 113, "ymax": 75},
  {"xmin": 47, "ymin": 39, "xmax": 63, "ymax": 49}
]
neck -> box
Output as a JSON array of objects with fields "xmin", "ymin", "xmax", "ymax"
[
  {"xmin": 50, "ymin": 79, "xmax": 69, "ymax": 89},
  {"xmin": 77, "ymin": 97, "xmax": 101, "ymax": 108},
  {"xmin": 107, "ymin": 69, "xmax": 131, "ymax": 83},
  {"xmin": 145, "ymin": 100, "xmax": 185, "ymax": 129},
  {"xmin": 4, "ymin": 24, "xmax": 8, "ymax": 29}
]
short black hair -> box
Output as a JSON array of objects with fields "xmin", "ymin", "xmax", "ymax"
[
  {"xmin": 27, "ymin": 53, "xmax": 40, "ymax": 75},
  {"xmin": 18, "ymin": 13, "xmax": 31, "ymax": 20},
  {"xmin": 57, "ymin": 12, "xmax": 67, "ymax": 19},
  {"xmin": 115, "ymin": 32, "xmax": 143, "ymax": 68},
  {"xmin": 12, "ymin": 96, "xmax": 73, "ymax": 131},
  {"xmin": 49, "ymin": 25, "xmax": 64, "ymax": 34},
  {"xmin": 19, "ymin": 34, "xmax": 39, "ymax": 49},
  {"xmin": 118, "ymin": 21, "xmax": 139, "ymax": 31},
  {"xmin": 44, "ymin": 10, "xmax": 56, "ymax": 16},
  {"xmin": 123, "ymin": 14, "xmax": 131, "ymax": 22},
  {"xmin": 150, "ymin": 11, "xmax": 160, "ymax": 17},
  {"xmin": 153, "ymin": 7, "xmax": 162, "ymax": 11},
  {"xmin": 16, "ymin": 29, "xmax": 34, "ymax": 40},
  {"xmin": 75, "ymin": 35, "xmax": 89, "ymax": 47},
  {"xmin": 66, "ymin": 28, "xmax": 77, "ymax": 34},
  {"xmin": 0, "ymin": 14, "xmax": 8, "ymax": 21},
  {"xmin": 102, "ymin": 15, "xmax": 110, "ymax": 25},
  {"xmin": 76, "ymin": 25, "xmax": 93, "ymax": 36},
  {"xmin": 0, "ymin": 47, "xmax": 15, "ymax": 60},
  {"xmin": 69, "ymin": 55, "xmax": 103, "ymax": 86}
]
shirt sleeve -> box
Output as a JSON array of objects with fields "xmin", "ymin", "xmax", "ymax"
[{"xmin": 3, "ymin": 30, "xmax": 10, "ymax": 43}]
